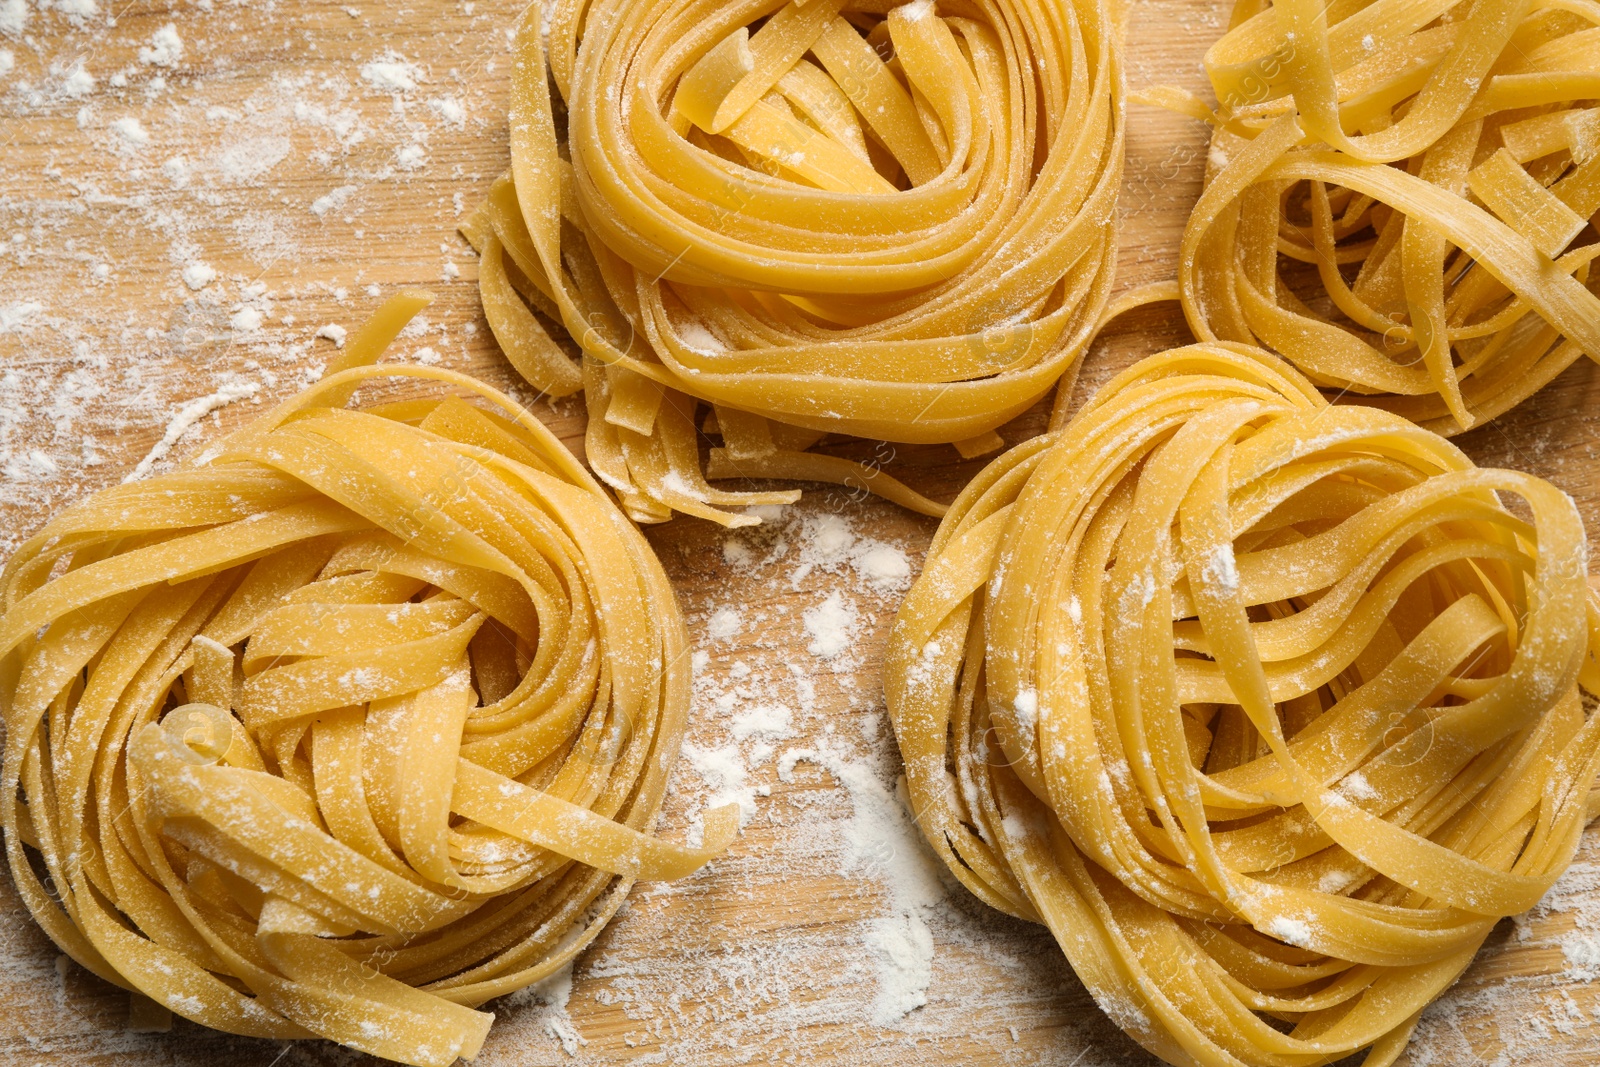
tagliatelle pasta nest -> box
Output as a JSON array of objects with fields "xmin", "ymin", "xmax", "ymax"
[
  {"xmin": 462, "ymin": 0, "xmax": 1123, "ymax": 526},
  {"xmin": 1175, "ymin": 0, "xmax": 1600, "ymax": 434},
  {"xmin": 0, "ymin": 293, "xmax": 735, "ymax": 1067},
  {"xmin": 885, "ymin": 343, "xmax": 1600, "ymax": 1067}
]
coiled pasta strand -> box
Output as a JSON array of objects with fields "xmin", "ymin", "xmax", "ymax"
[
  {"xmin": 0, "ymin": 293, "xmax": 735, "ymax": 1067},
  {"xmin": 886, "ymin": 342, "xmax": 1600, "ymax": 1067},
  {"xmin": 464, "ymin": 0, "xmax": 1124, "ymax": 525},
  {"xmin": 1179, "ymin": 0, "xmax": 1600, "ymax": 434}
]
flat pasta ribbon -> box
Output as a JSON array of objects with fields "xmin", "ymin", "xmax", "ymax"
[
  {"xmin": 1179, "ymin": 0, "xmax": 1600, "ymax": 434},
  {"xmin": 462, "ymin": 0, "xmax": 1124, "ymax": 525},
  {"xmin": 0, "ymin": 293, "xmax": 736, "ymax": 1067},
  {"xmin": 885, "ymin": 342, "xmax": 1600, "ymax": 1067}
]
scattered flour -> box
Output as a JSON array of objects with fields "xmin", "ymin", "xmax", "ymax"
[
  {"xmin": 659, "ymin": 468, "xmax": 709, "ymax": 503},
  {"xmin": 0, "ymin": 0, "xmax": 27, "ymax": 36},
  {"xmin": 1339, "ymin": 770, "xmax": 1378, "ymax": 801},
  {"xmin": 217, "ymin": 135, "xmax": 291, "ymax": 182},
  {"xmin": 722, "ymin": 507, "xmax": 915, "ymax": 596},
  {"xmin": 138, "ymin": 24, "xmax": 184, "ymax": 67},
  {"xmin": 678, "ymin": 320, "xmax": 724, "ymax": 354},
  {"xmin": 804, "ymin": 591, "xmax": 859, "ymax": 660},
  {"xmin": 57, "ymin": 60, "xmax": 95, "ymax": 98},
  {"xmin": 706, "ymin": 605, "xmax": 744, "ymax": 641},
  {"xmin": 501, "ymin": 962, "xmax": 585, "ymax": 1057},
  {"xmin": 311, "ymin": 184, "xmax": 360, "ymax": 217},
  {"xmin": 1012, "ymin": 688, "xmax": 1038, "ymax": 734},
  {"xmin": 0, "ymin": 301, "xmax": 43, "ymax": 332},
  {"xmin": 1562, "ymin": 932, "xmax": 1600, "ymax": 980},
  {"xmin": 360, "ymin": 53, "xmax": 424, "ymax": 93},
  {"xmin": 865, "ymin": 913, "xmax": 936, "ymax": 1023},
  {"xmin": 314, "ymin": 323, "xmax": 348, "ymax": 346},
  {"xmin": 124, "ymin": 377, "xmax": 261, "ymax": 482},
  {"xmin": 428, "ymin": 96, "xmax": 466, "ymax": 126},
  {"xmin": 680, "ymin": 741, "xmax": 755, "ymax": 826},
  {"xmin": 779, "ymin": 744, "xmax": 948, "ymax": 1025},
  {"xmin": 181, "ymin": 261, "xmax": 217, "ymax": 291},
  {"xmin": 230, "ymin": 305, "xmax": 264, "ymax": 333},
  {"xmin": 395, "ymin": 142, "xmax": 427, "ymax": 170},
  {"xmin": 730, "ymin": 703, "xmax": 795, "ymax": 754},
  {"xmin": 44, "ymin": 0, "xmax": 99, "ymax": 19},
  {"xmin": 856, "ymin": 542, "xmax": 912, "ymax": 589},
  {"xmin": 1266, "ymin": 916, "xmax": 1313, "ymax": 948},
  {"xmin": 1199, "ymin": 541, "xmax": 1239, "ymax": 595},
  {"xmin": 111, "ymin": 116, "xmax": 151, "ymax": 149}
]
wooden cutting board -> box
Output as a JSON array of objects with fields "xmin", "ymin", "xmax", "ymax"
[{"xmin": 3, "ymin": 0, "xmax": 1600, "ymax": 1064}]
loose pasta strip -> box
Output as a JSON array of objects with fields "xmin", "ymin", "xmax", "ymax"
[
  {"xmin": 463, "ymin": 0, "xmax": 1124, "ymax": 524},
  {"xmin": 885, "ymin": 342, "xmax": 1600, "ymax": 1067},
  {"xmin": 1181, "ymin": 0, "xmax": 1600, "ymax": 434},
  {"xmin": 0, "ymin": 293, "xmax": 735, "ymax": 1067}
]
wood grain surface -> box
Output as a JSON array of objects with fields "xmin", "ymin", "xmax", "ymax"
[{"xmin": 3, "ymin": 0, "xmax": 1600, "ymax": 1064}]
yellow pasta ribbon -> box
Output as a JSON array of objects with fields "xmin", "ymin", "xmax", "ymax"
[
  {"xmin": 1180, "ymin": 0, "xmax": 1600, "ymax": 434},
  {"xmin": 0, "ymin": 294, "xmax": 736, "ymax": 1067},
  {"xmin": 885, "ymin": 342, "xmax": 1600, "ymax": 1067},
  {"xmin": 462, "ymin": 0, "xmax": 1124, "ymax": 525}
]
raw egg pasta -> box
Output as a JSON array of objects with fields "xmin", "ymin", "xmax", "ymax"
[
  {"xmin": 462, "ymin": 0, "xmax": 1123, "ymax": 525},
  {"xmin": 0, "ymin": 293, "xmax": 735, "ymax": 1067},
  {"xmin": 885, "ymin": 343, "xmax": 1600, "ymax": 1067},
  {"xmin": 1178, "ymin": 0, "xmax": 1600, "ymax": 434}
]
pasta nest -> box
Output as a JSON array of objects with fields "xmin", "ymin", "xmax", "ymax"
[
  {"xmin": 886, "ymin": 343, "xmax": 1600, "ymax": 1067},
  {"xmin": 0, "ymin": 295, "xmax": 734, "ymax": 1067},
  {"xmin": 1177, "ymin": 0, "xmax": 1600, "ymax": 434},
  {"xmin": 463, "ymin": 0, "xmax": 1124, "ymax": 525}
]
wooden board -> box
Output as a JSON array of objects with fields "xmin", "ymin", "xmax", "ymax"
[{"xmin": 3, "ymin": 1, "xmax": 1600, "ymax": 1064}]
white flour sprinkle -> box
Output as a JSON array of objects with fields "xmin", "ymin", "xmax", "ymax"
[
  {"xmin": 138, "ymin": 24, "xmax": 184, "ymax": 67},
  {"xmin": 706, "ymin": 605, "xmax": 744, "ymax": 641},
  {"xmin": 111, "ymin": 116, "xmax": 151, "ymax": 148},
  {"xmin": 730, "ymin": 703, "xmax": 794, "ymax": 747},
  {"xmin": 856, "ymin": 542, "xmax": 911, "ymax": 590},
  {"xmin": 0, "ymin": 0, "xmax": 27, "ymax": 36},
  {"xmin": 681, "ymin": 741, "xmax": 756, "ymax": 826},
  {"xmin": 181, "ymin": 261, "xmax": 217, "ymax": 290},
  {"xmin": 0, "ymin": 301, "xmax": 43, "ymax": 332},
  {"xmin": 1266, "ymin": 916, "xmax": 1312, "ymax": 948},
  {"xmin": 780, "ymin": 744, "xmax": 948, "ymax": 1025},
  {"xmin": 865, "ymin": 913, "xmax": 935, "ymax": 1023},
  {"xmin": 58, "ymin": 60, "xmax": 95, "ymax": 98},
  {"xmin": 726, "ymin": 509, "xmax": 916, "ymax": 596},
  {"xmin": 360, "ymin": 53, "xmax": 424, "ymax": 93},
  {"xmin": 1562, "ymin": 932, "xmax": 1600, "ymax": 980},
  {"xmin": 125, "ymin": 377, "xmax": 261, "ymax": 482},
  {"xmin": 502, "ymin": 963, "xmax": 584, "ymax": 1057},
  {"xmin": 1200, "ymin": 540, "xmax": 1239, "ymax": 595},
  {"xmin": 1012, "ymin": 688, "xmax": 1039, "ymax": 734},
  {"xmin": 314, "ymin": 323, "xmax": 348, "ymax": 346},
  {"xmin": 217, "ymin": 135, "xmax": 291, "ymax": 182},
  {"xmin": 51, "ymin": 0, "xmax": 100, "ymax": 18},
  {"xmin": 310, "ymin": 184, "xmax": 360, "ymax": 217},
  {"xmin": 395, "ymin": 142, "xmax": 427, "ymax": 170},
  {"xmin": 428, "ymin": 96, "xmax": 466, "ymax": 126},
  {"xmin": 1339, "ymin": 770, "xmax": 1378, "ymax": 801},
  {"xmin": 804, "ymin": 591, "xmax": 858, "ymax": 660},
  {"xmin": 677, "ymin": 320, "xmax": 724, "ymax": 354}
]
